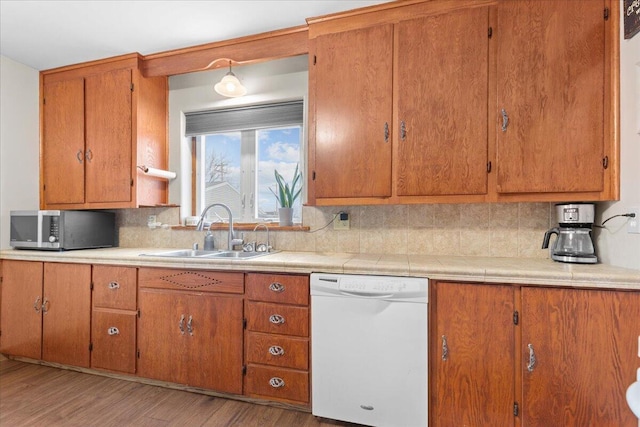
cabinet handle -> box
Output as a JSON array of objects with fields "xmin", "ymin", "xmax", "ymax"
[
  {"xmin": 400, "ymin": 121, "xmax": 407, "ymax": 141},
  {"xmin": 187, "ymin": 315, "xmax": 193, "ymax": 336},
  {"xmin": 268, "ymin": 345, "xmax": 285, "ymax": 356},
  {"xmin": 527, "ymin": 344, "xmax": 536, "ymax": 372},
  {"xmin": 85, "ymin": 149, "xmax": 93, "ymax": 162},
  {"xmin": 76, "ymin": 150, "xmax": 84, "ymax": 163},
  {"xmin": 107, "ymin": 327, "xmax": 120, "ymax": 336},
  {"xmin": 268, "ymin": 314, "xmax": 286, "ymax": 325},
  {"xmin": 33, "ymin": 296, "xmax": 42, "ymax": 313},
  {"xmin": 441, "ymin": 335, "xmax": 449, "ymax": 361},
  {"xmin": 179, "ymin": 314, "xmax": 185, "ymax": 335},
  {"xmin": 268, "ymin": 282, "xmax": 285, "ymax": 293},
  {"xmin": 41, "ymin": 298, "xmax": 49, "ymax": 314},
  {"xmin": 108, "ymin": 281, "xmax": 120, "ymax": 290},
  {"xmin": 501, "ymin": 109, "xmax": 509, "ymax": 132},
  {"xmin": 269, "ymin": 377, "xmax": 285, "ymax": 388},
  {"xmin": 384, "ymin": 122, "xmax": 389, "ymax": 143}
]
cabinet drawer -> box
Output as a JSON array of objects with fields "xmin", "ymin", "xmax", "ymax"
[
  {"xmin": 245, "ymin": 331, "xmax": 308, "ymax": 370},
  {"xmin": 91, "ymin": 309, "xmax": 136, "ymax": 374},
  {"xmin": 139, "ymin": 268, "xmax": 243, "ymax": 294},
  {"xmin": 244, "ymin": 365, "xmax": 309, "ymax": 404},
  {"xmin": 246, "ymin": 274, "xmax": 309, "ymax": 305},
  {"xmin": 92, "ymin": 266, "xmax": 137, "ymax": 310},
  {"xmin": 245, "ymin": 301, "xmax": 309, "ymax": 337}
]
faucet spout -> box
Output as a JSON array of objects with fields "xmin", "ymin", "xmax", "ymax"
[{"xmin": 196, "ymin": 203, "xmax": 241, "ymax": 250}]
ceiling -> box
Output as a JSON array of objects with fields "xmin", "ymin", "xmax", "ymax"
[{"xmin": 0, "ymin": 0, "xmax": 390, "ymax": 71}]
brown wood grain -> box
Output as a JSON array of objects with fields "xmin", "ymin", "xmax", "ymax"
[
  {"xmin": 245, "ymin": 331, "xmax": 309, "ymax": 370},
  {"xmin": 138, "ymin": 267, "xmax": 244, "ymax": 294},
  {"xmin": 92, "ymin": 265, "xmax": 137, "ymax": 310},
  {"xmin": 245, "ymin": 301, "xmax": 309, "ymax": 337},
  {"xmin": 244, "ymin": 365, "xmax": 309, "ymax": 404},
  {"xmin": 245, "ymin": 273, "xmax": 309, "ymax": 305},
  {"xmin": 91, "ymin": 309, "xmax": 136, "ymax": 374}
]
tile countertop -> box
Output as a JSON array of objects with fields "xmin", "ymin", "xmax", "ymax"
[{"xmin": 1, "ymin": 248, "xmax": 639, "ymax": 290}]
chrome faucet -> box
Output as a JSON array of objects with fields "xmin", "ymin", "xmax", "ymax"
[
  {"xmin": 253, "ymin": 223, "xmax": 271, "ymax": 252},
  {"xmin": 196, "ymin": 203, "xmax": 243, "ymax": 250}
]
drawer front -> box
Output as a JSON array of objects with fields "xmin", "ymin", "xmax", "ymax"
[
  {"xmin": 246, "ymin": 273, "xmax": 309, "ymax": 305},
  {"xmin": 245, "ymin": 331, "xmax": 309, "ymax": 370},
  {"xmin": 245, "ymin": 301, "xmax": 309, "ymax": 337},
  {"xmin": 91, "ymin": 310, "xmax": 136, "ymax": 374},
  {"xmin": 92, "ymin": 265, "xmax": 137, "ymax": 310},
  {"xmin": 244, "ymin": 365, "xmax": 309, "ymax": 404},
  {"xmin": 139, "ymin": 268, "xmax": 243, "ymax": 294}
]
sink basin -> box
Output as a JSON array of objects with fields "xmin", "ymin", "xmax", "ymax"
[{"xmin": 141, "ymin": 249, "xmax": 276, "ymax": 260}]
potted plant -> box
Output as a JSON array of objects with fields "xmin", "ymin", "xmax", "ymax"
[{"xmin": 270, "ymin": 164, "xmax": 302, "ymax": 226}]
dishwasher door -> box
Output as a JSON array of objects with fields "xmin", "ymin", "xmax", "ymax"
[{"xmin": 311, "ymin": 273, "xmax": 427, "ymax": 427}]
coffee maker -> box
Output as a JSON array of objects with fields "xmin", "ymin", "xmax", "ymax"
[{"xmin": 542, "ymin": 203, "xmax": 597, "ymax": 264}]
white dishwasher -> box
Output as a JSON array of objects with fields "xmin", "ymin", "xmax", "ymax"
[{"xmin": 310, "ymin": 273, "xmax": 428, "ymax": 427}]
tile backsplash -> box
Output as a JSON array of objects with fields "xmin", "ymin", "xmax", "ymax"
[{"xmin": 117, "ymin": 203, "xmax": 555, "ymax": 259}]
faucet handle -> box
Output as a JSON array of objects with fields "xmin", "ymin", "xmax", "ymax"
[{"xmin": 192, "ymin": 242, "xmax": 199, "ymax": 251}]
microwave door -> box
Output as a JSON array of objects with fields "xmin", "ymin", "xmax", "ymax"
[{"xmin": 10, "ymin": 212, "xmax": 40, "ymax": 248}]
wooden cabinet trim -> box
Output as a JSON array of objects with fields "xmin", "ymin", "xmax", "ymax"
[{"xmin": 138, "ymin": 268, "xmax": 244, "ymax": 294}]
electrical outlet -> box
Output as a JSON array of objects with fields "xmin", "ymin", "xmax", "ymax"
[
  {"xmin": 628, "ymin": 208, "xmax": 640, "ymax": 234},
  {"xmin": 334, "ymin": 212, "xmax": 350, "ymax": 230}
]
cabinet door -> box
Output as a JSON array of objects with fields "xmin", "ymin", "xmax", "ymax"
[
  {"xmin": 396, "ymin": 7, "xmax": 489, "ymax": 196},
  {"xmin": 85, "ymin": 68, "xmax": 132, "ymax": 204},
  {"xmin": 521, "ymin": 287, "xmax": 640, "ymax": 426},
  {"xmin": 138, "ymin": 289, "xmax": 243, "ymax": 393},
  {"xmin": 42, "ymin": 263, "xmax": 91, "ymax": 367},
  {"xmin": 91, "ymin": 310, "xmax": 136, "ymax": 373},
  {"xmin": 92, "ymin": 265, "xmax": 137, "ymax": 310},
  {"xmin": 42, "ymin": 78, "xmax": 85, "ymax": 205},
  {"xmin": 495, "ymin": 0, "xmax": 606, "ymax": 194},
  {"xmin": 432, "ymin": 282, "xmax": 515, "ymax": 427},
  {"xmin": 0, "ymin": 260, "xmax": 43, "ymax": 359},
  {"xmin": 313, "ymin": 24, "xmax": 393, "ymax": 199}
]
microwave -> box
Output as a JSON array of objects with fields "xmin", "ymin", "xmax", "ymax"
[{"xmin": 10, "ymin": 210, "xmax": 116, "ymax": 250}]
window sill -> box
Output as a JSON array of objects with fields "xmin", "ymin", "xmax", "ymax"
[{"xmin": 172, "ymin": 223, "xmax": 309, "ymax": 232}]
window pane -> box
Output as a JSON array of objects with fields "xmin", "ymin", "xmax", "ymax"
[
  {"xmin": 256, "ymin": 126, "xmax": 302, "ymax": 221},
  {"xmin": 202, "ymin": 132, "xmax": 242, "ymax": 221}
]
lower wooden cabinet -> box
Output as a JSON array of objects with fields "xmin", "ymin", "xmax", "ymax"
[
  {"xmin": 431, "ymin": 281, "xmax": 640, "ymax": 427},
  {"xmin": 137, "ymin": 268, "xmax": 244, "ymax": 394},
  {"xmin": 244, "ymin": 273, "xmax": 310, "ymax": 406}
]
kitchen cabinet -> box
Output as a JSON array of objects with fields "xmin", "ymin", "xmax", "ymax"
[
  {"xmin": 431, "ymin": 281, "xmax": 640, "ymax": 426},
  {"xmin": 91, "ymin": 265, "xmax": 137, "ymax": 374},
  {"xmin": 137, "ymin": 268, "xmax": 244, "ymax": 394},
  {"xmin": 494, "ymin": 0, "xmax": 618, "ymax": 201},
  {"xmin": 41, "ymin": 53, "xmax": 168, "ymax": 209},
  {"xmin": 244, "ymin": 273, "xmax": 310, "ymax": 406},
  {"xmin": 0, "ymin": 260, "xmax": 91, "ymax": 367},
  {"xmin": 308, "ymin": 2, "xmax": 490, "ymax": 205}
]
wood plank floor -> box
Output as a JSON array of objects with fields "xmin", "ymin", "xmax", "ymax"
[{"xmin": 0, "ymin": 358, "xmax": 361, "ymax": 427}]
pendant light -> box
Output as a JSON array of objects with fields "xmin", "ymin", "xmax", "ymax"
[{"xmin": 214, "ymin": 61, "xmax": 246, "ymax": 97}]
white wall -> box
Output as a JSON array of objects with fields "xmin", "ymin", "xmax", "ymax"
[
  {"xmin": 0, "ymin": 55, "xmax": 40, "ymax": 249},
  {"xmin": 594, "ymin": 13, "xmax": 640, "ymax": 270}
]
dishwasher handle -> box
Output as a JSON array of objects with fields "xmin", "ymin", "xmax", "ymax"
[{"xmin": 338, "ymin": 290, "xmax": 395, "ymax": 299}]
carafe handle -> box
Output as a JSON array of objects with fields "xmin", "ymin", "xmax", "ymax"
[{"xmin": 542, "ymin": 227, "xmax": 560, "ymax": 249}]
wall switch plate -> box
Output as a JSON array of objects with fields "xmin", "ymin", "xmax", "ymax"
[
  {"xmin": 628, "ymin": 208, "xmax": 640, "ymax": 234},
  {"xmin": 334, "ymin": 212, "xmax": 350, "ymax": 230}
]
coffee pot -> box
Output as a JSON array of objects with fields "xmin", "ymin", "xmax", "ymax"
[{"xmin": 542, "ymin": 203, "xmax": 597, "ymax": 264}]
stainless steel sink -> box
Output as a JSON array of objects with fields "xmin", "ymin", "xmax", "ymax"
[{"xmin": 140, "ymin": 249, "xmax": 275, "ymax": 260}]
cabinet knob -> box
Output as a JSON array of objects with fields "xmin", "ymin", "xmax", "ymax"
[
  {"xmin": 85, "ymin": 149, "xmax": 93, "ymax": 162},
  {"xmin": 186, "ymin": 315, "xmax": 193, "ymax": 336},
  {"xmin": 179, "ymin": 314, "xmax": 185, "ymax": 335},
  {"xmin": 268, "ymin": 314, "xmax": 286, "ymax": 325},
  {"xmin": 76, "ymin": 149, "xmax": 84, "ymax": 163},
  {"xmin": 108, "ymin": 281, "xmax": 120, "ymax": 290},
  {"xmin": 501, "ymin": 108, "xmax": 509, "ymax": 132},
  {"xmin": 268, "ymin": 282, "xmax": 285, "ymax": 293},
  {"xmin": 41, "ymin": 298, "xmax": 50, "ymax": 314},
  {"xmin": 441, "ymin": 335, "xmax": 449, "ymax": 361},
  {"xmin": 107, "ymin": 327, "xmax": 120, "ymax": 335},
  {"xmin": 33, "ymin": 296, "xmax": 42, "ymax": 313},
  {"xmin": 527, "ymin": 343, "xmax": 536, "ymax": 372},
  {"xmin": 268, "ymin": 345, "xmax": 285, "ymax": 356},
  {"xmin": 384, "ymin": 122, "xmax": 389, "ymax": 143},
  {"xmin": 400, "ymin": 121, "xmax": 407, "ymax": 141},
  {"xmin": 269, "ymin": 377, "xmax": 285, "ymax": 388}
]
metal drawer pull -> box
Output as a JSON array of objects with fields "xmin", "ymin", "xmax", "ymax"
[
  {"xmin": 501, "ymin": 108, "xmax": 509, "ymax": 132},
  {"xmin": 108, "ymin": 281, "xmax": 120, "ymax": 290},
  {"xmin": 527, "ymin": 344, "xmax": 536, "ymax": 372},
  {"xmin": 85, "ymin": 149, "xmax": 93, "ymax": 161},
  {"xmin": 33, "ymin": 296, "xmax": 42, "ymax": 313},
  {"xmin": 269, "ymin": 377, "xmax": 285, "ymax": 388},
  {"xmin": 107, "ymin": 327, "xmax": 120, "ymax": 335},
  {"xmin": 76, "ymin": 150, "xmax": 84, "ymax": 163},
  {"xmin": 187, "ymin": 315, "xmax": 193, "ymax": 335},
  {"xmin": 268, "ymin": 282, "xmax": 285, "ymax": 293},
  {"xmin": 400, "ymin": 120, "xmax": 407, "ymax": 141},
  {"xmin": 384, "ymin": 122, "xmax": 389, "ymax": 143},
  {"xmin": 179, "ymin": 314, "xmax": 185, "ymax": 335},
  {"xmin": 41, "ymin": 298, "xmax": 50, "ymax": 314},
  {"xmin": 269, "ymin": 314, "xmax": 285, "ymax": 325},
  {"xmin": 268, "ymin": 345, "xmax": 285, "ymax": 356},
  {"xmin": 441, "ymin": 335, "xmax": 449, "ymax": 361}
]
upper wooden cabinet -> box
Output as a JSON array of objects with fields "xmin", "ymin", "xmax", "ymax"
[
  {"xmin": 307, "ymin": 0, "xmax": 619, "ymax": 205},
  {"xmin": 40, "ymin": 54, "xmax": 168, "ymax": 209}
]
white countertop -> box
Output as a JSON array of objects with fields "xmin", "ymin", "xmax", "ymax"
[{"xmin": 1, "ymin": 248, "xmax": 639, "ymax": 290}]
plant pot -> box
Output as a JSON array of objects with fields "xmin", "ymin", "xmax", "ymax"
[{"xmin": 278, "ymin": 207, "xmax": 293, "ymax": 226}]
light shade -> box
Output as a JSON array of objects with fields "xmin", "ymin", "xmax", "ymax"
[{"xmin": 214, "ymin": 62, "xmax": 246, "ymax": 97}]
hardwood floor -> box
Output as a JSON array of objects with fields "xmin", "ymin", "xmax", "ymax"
[{"xmin": 0, "ymin": 358, "xmax": 358, "ymax": 427}]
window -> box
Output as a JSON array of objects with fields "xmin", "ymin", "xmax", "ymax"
[{"xmin": 186, "ymin": 101, "xmax": 304, "ymax": 223}]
